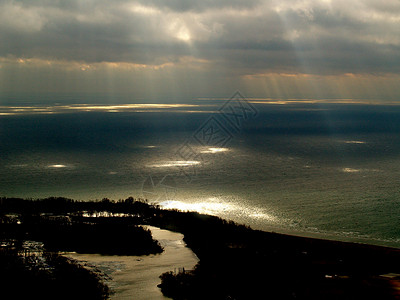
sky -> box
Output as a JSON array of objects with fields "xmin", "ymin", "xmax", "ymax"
[{"xmin": 0, "ymin": 0, "xmax": 400, "ymax": 102}]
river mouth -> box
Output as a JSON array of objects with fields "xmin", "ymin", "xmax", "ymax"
[{"xmin": 65, "ymin": 226, "xmax": 199, "ymax": 300}]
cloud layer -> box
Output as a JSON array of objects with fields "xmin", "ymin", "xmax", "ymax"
[{"xmin": 1, "ymin": 0, "xmax": 400, "ymax": 76}]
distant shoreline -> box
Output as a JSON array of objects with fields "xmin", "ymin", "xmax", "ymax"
[{"xmin": 238, "ymin": 222, "xmax": 400, "ymax": 251}]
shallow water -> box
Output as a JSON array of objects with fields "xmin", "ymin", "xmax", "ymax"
[{"xmin": 66, "ymin": 226, "xmax": 199, "ymax": 299}]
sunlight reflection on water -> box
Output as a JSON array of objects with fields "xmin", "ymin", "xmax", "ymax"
[
  {"xmin": 48, "ymin": 164, "xmax": 67, "ymax": 168},
  {"xmin": 147, "ymin": 161, "xmax": 201, "ymax": 168},
  {"xmin": 159, "ymin": 199, "xmax": 278, "ymax": 223},
  {"xmin": 200, "ymin": 147, "xmax": 229, "ymax": 154}
]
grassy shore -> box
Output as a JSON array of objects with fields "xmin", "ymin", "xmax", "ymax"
[{"xmin": 1, "ymin": 197, "xmax": 400, "ymax": 299}]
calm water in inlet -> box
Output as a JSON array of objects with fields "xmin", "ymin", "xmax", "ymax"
[
  {"xmin": 1, "ymin": 98, "xmax": 400, "ymax": 248},
  {"xmin": 66, "ymin": 226, "xmax": 199, "ymax": 300}
]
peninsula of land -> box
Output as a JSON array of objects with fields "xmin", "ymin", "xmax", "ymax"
[{"xmin": 1, "ymin": 197, "xmax": 400, "ymax": 299}]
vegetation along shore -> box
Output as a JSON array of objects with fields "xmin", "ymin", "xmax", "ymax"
[{"xmin": 1, "ymin": 197, "xmax": 400, "ymax": 299}]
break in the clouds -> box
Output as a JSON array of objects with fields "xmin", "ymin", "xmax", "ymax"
[
  {"xmin": 1, "ymin": 0, "xmax": 399, "ymax": 74},
  {"xmin": 0, "ymin": 0, "xmax": 399, "ymax": 100}
]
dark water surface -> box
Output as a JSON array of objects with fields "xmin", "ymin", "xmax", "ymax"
[{"xmin": 1, "ymin": 100, "xmax": 400, "ymax": 247}]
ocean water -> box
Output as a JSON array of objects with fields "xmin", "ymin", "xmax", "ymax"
[{"xmin": 1, "ymin": 98, "xmax": 400, "ymax": 248}]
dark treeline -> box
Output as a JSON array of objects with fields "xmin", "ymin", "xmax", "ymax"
[
  {"xmin": 0, "ymin": 196, "xmax": 155, "ymax": 216},
  {"xmin": 0, "ymin": 241, "xmax": 109, "ymax": 300},
  {"xmin": 1, "ymin": 197, "xmax": 163, "ymax": 256},
  {"xmin": 2, "ymin": 216, "xmax": 163, "ymax": 255},
  {"xmin": 151, "ymin": 209, "xmax": 400, "ymax": 299},
  {"xmin": 0, "ymin": 197, "xmax": 163, "ymax": 299},
  {"xmin": 2, "ymin": 197, "xmax": 400, "ymax": 299}
]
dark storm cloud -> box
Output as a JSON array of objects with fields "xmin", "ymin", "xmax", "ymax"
[{"xmin": 0, "ymin": 0, "xmax": 399, "ymax": 75}]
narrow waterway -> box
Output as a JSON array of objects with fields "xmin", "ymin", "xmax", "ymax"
[{"xmin": 66, "ymin": 226, "xmax": 199, "ymax": 299}]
